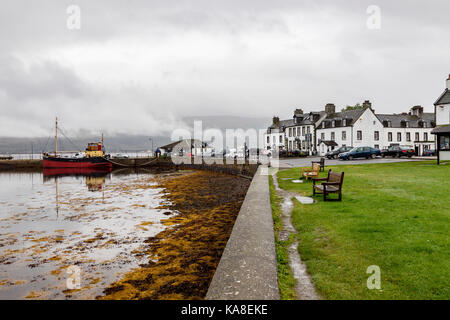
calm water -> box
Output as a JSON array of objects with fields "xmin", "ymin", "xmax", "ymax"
[{"xmin": 0, "ymin": 169, "xmax": 176, "ymax": 299}]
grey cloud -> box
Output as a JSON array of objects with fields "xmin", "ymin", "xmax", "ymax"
[{"xmin": 0, "ymin": 0, "xmax": 449, "ymax": 137}]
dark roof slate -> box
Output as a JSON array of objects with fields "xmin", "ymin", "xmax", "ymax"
[
  {"xmin": 435, "ymin": 89, "xmax": 450, "ymax": 106},
  {"xmin": 319, "ymin": 140, "xmax": 338, "ymax": 147},
  {"xmin": 376, "ymin": 113, "xmax": 435, "ymax": 128}
]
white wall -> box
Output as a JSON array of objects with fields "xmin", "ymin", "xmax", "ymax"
[
  {"xmin": 264, "ymin": 130, "xmax": 285, "ymax": 150},
  {"xmin": 352, "ymin": 108, "xmax": 385, "ymax": 149},
  {"xmin": 436, "ymin": 104, "xmax": 450, "ymax": 126}
]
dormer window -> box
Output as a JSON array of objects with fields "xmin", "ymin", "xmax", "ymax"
[
  {"xmin": 332, "ymin": 120, "xmax": 335, "ymax": 128},
  {"xmin": 322, "ymin": 122, "xmax": 326, "ymax": 128},
  {"xmin": 343, "ymin": 119, "xmax": 346, "ymax": 126}
]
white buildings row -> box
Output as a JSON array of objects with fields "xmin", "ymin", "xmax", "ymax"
[
  {"xmin": 432, "ymin": 75, "xmax": 450, "ymax": 163},
  {"xmin": 265, "ymin": 99, "xmax": 437, "ymax": 156}
]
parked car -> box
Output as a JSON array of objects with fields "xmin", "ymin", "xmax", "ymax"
[
  {"xmin": 381, "ymin": 145, "xmax": 414, "ymax": 158},
  {"xmin": 339, "ymin": 147, "xmax": 381, "ymax": 160},
  {"xmin": 423, "ymin": 149, "xmax": 436, "ymax": 156},
  {"xmin": 325, "ymin": 146, "xmax": 353, "ymax": 159},
  {"xmin": 114, "ymin": 153, "xmax": 129, "ymax": 159}
]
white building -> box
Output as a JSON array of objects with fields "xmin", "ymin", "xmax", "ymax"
[
  {"xmin": 264, "ymin": 117, "xmax": 290, "ymax": 152},
  {"xmin": 265, "ymin": 100, "xmax": 436, "ymax": 157},
  {"xmin": 376, "ymin": 106, "xmax": 435, "ymax": 156},
  {"xmin": 432, "ymin": 75, "xmax": 450, "ymax": 164},
  {"xmin": 316, "ymin": 102, "xmax": 385, "ymax": 156},
  {"xmin": 285, "ymin": 109, "xmax": 326, "ymax": 155}
]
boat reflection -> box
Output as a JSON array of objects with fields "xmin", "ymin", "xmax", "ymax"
[{"xmin": 43, "ymin": 167, "xmax": 112, "ymax": 192}]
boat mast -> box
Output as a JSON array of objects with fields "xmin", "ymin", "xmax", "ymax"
[{"xmin": 55, "ymin": 116, "xmax": 58, "ymax": 156}]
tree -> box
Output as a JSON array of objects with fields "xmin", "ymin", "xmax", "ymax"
[{"xmin": 342, "ymin": 103, "xmax": 363, "ymax": 112}]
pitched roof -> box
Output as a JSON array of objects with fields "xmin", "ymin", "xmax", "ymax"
[
  {"xmin": 268, "ymin": 119, "xmax": 294, "ymax": 130},
  {"xmin": 376, "ymin": 113, "xmax": 435, "ymax": 128},
  {"xmin": 160, "ymin": 139, "xmax": 205, "ymax": 150},
  {"xmin": 320, "ymin": 108, "xmax": 367, "ymax": 127},
  {"xmin": 435, "ymin": 89, "xmax": 450, "ymax": 106},
  {"xmin": 431, "ymin": 125, "xmax": 450, "ymax": 134},
  {"xmin": 319, "ymin": 140, "xmax": 338, "ymax": 147}
]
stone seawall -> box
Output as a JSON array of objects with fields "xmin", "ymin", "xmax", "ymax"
[{"xmin": 206, "ymin": 165, "xmax": 280, "ymax": 300}]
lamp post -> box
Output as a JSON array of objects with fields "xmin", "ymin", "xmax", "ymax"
[{"xmin": 149, "ymin": 138, "xmax": 154, "ymax": 157}]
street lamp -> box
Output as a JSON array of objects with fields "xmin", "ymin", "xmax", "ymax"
[{"xmin": 149, "ymin": 138, "xmax": 154, "ymax": 157}]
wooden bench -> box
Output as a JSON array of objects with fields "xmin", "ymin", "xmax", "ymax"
[
  {"xmin": 311, "ymin": 157, "xmax": 325, "ymax": 172},
  {"xmin": 312, "ymin": 170, "xmax": 344, "ymax": 201},
  {"xmin": 302, "ymin": 163, "xmax": 320, "ymax": 181}
]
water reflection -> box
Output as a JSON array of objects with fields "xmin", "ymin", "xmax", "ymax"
[{"xmin": 0, "ymin": 168, "xmax": 176, "ymax": 299}]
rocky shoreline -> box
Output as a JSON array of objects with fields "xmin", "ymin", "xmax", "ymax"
[{"xmin": 99, "ymin": 170, "xmax": 251, "ymax": 300}]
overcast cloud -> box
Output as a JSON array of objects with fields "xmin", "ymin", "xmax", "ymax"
[{"xmin": 0, "ymin": 0, "xmax": 449, "ymax": 137}]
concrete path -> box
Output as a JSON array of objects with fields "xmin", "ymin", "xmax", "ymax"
[
  {"xmin": 272, "ymin": 173, "xmax": 321, "ymax": 300},
  {"xmin": 206, "ymin": 166, "xmax": 280, "ymax": 300}
]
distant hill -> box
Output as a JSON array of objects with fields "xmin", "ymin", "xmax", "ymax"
[
  {"xmin": 182, "ymin": 115, "xmax": 270, "ymax": 131},
  {"xmin": 0, "ymin": 135, "xmax": 172, "ymax": 154},
  {"xmin": 0, "ymin": 116, "xmax": 272, "ymax": 154}
]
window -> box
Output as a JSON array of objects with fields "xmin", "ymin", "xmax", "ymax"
[
  {"xmin": 424, "ymin": 133, "xmax": 428, "ymax": 141},
  {"xmin": 342, "ymin": 131, "xmax": 346, "ymax": 140},
  {"xmin": 357, "ymin": 130, "xmax": 362, "ymax": 140},
  {"xmin": 289, "ymin": 141, "xmax": 292, "ymax": 150},
  {"xmin": 331, "ymin": 132, "xmax": 335, "ymax": 141},
  {"xmin": 374, "ymin": 144, "xmax": 379, "ymax": 150},
  {"xmin": 440, "ymin": 135, "xmax": 450, "ymax": 151},
  {"xmin": 374, "ymin": 131, "xmax": 379, "ymax": 141},
  {"xmin": 343, "ymin": 119, "xmax": 347, "ymax": 126},
  {"xmin": 267, "ymin": 136, "xmax": 270, "ymax": 143},
  {"xmin": 397, "ymin": 132, "xmax": 402, "ymax": 142},
  {"xmin": 307, "ymin": 126, "xmax": 310, "ymax": 134},
  {"xmin": 321, "ymin": 133, "xmax": 325, "ymax": 140},
  {"xmin": 302, "ymin": 127, "xmax": 305, "ymax": 136},
  {"xmin": 289, "ymin": 128, "xmax": 292, "ymax": 137},
  {"xmin": 279, "ymin": 135, "xmax": 282, "ymax": 143},
  {"xmin": 332, "ymin": 120, "xmax": 335, "ymax": 128},
  {"xmin": 322, "ymin": 122, "xmax": 326, "ymax": 128},
  {"xmin": 388, "ymin": 132, "xmax": 393, "ymax": 142},
  {"xmin": 406, "ymin": 132, "xmax": 411, "ymax": 142},
  {"xmin": 415, "ymin": 132, "xmax": 419, "ymax": 141}
]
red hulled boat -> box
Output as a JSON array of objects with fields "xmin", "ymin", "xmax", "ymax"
[{"xmin": 42, "ymin": 117, "xmax": 112, "ymax": 169}]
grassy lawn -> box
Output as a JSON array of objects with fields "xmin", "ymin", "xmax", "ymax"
[{"xmin": 275, "ymin": 161, "xmax": 450, "ymax": 300}]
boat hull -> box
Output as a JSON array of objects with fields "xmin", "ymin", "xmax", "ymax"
[{"xmin": 43, "ymin": 156, "xmax": 112, "ymax": 169}]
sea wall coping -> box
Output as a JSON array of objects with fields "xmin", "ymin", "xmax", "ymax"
[{"xmin": 206, "ymin": 165, "xmax": 280, "ymax": 300}]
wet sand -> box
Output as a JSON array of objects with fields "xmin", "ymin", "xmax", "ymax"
[{"xmin": 99, "ymin": 170, "xmax": 251, "ymax": 300}]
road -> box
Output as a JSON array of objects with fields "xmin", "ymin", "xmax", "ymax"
[{"xmin": 273, "ymin": 156, "xmax": 436, "ymax": 169}]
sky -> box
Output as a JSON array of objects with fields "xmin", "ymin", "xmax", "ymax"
[{"xmin": 0, "ymin": 0, "xmax": 449, "ymax": 137}]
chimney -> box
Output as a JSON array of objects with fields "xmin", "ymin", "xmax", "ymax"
[
  {"xmin": 410, "ymin": 105, "xmax": 423, "ymax": 117},
  {"xmin": 272, "ymin": 116, "xmax": 280, "ymax": 126},
  {"xmin": 294, "ymin": 108, "xmax": 304, "ymax": 115},
  {"xmin": 447, "ymin": 74, "xmax": 450, "ymax": 90},
  {"xmin": 325, "ymin": 103, "xmax": 336, "ymax": 115}
]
